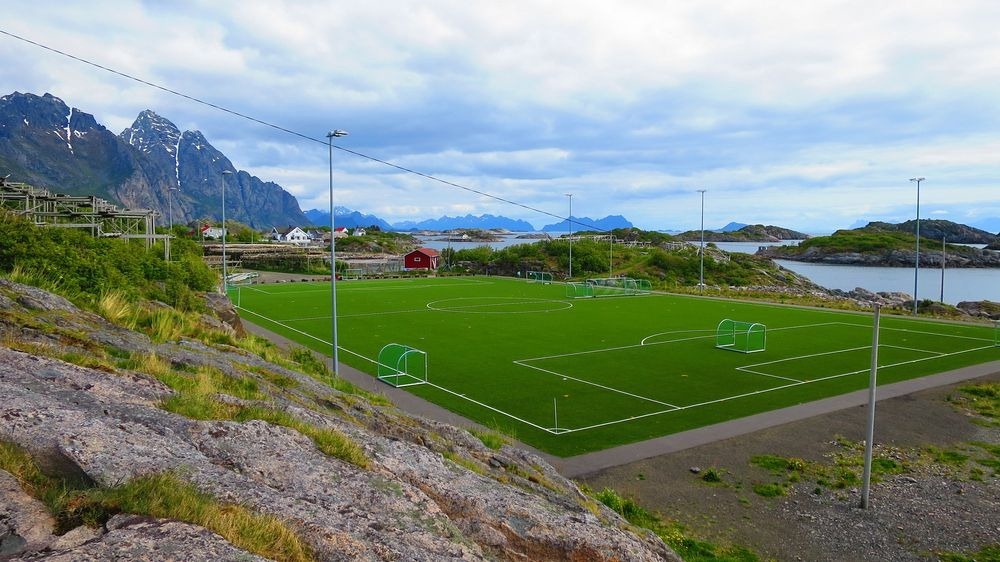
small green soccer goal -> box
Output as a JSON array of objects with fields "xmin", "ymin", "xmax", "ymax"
[
  {"xmin": 377, "ymin": 343, "xmax": 428, "ymax": 387},
  {"xmin": 716, "ymin": 319, "xmax": 766, "ymax": 353},
  {"xmin": 527, "ymin": 271, "xmax": 553, "ymax": 283}
]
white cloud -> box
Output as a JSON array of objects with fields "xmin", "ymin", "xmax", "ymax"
[{"xmin": 1, "ymin": 0, "xmax": 999, "ymax": 234}]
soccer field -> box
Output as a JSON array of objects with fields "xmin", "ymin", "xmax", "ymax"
[{"xmin": 232, "ymin": 276, "xmax": 999, "ymax": 456}]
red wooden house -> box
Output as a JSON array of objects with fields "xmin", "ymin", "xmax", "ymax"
[{"xmin": 404, "ymin": 247, "xmax": 439, "ymax": 270}]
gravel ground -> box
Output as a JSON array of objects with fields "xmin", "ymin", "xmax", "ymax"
[{"xmin": 580, "ymin": 374, "xmax": 1000, "ymax": 561}]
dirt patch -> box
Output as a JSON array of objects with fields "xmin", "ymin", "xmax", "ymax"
[
  {"xmin": 579, "ymin": 374, "xmax": 1000, "ymax": 561},
  {"xmin": 247, "ymin": 271, "xmax": 331, "ymax": 284}
]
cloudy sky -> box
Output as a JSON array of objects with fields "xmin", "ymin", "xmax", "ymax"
[{"xmin": 3, "ymin": 1, "xmax": 1000, "ymax": 233}]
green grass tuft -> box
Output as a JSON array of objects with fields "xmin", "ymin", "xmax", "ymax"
[
  {"xmin": 593, "ymin": 487, "xmax": 760, "ymax": 561},
  {"xmin": 468, "ymin": 427, "xmax": 510, "ymax": 450},
  {"xmin": 0, "ymin": 441, "xmax": 312, "ymax": 562}
]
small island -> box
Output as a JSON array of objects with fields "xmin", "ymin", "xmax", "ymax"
[
  {"xmin": 757, "ymin": 221, "xmax": 1000, "ymax": 268},
  {"xmin": 675, "ymin": 224, "xmax": 810, "ymax": 242}
]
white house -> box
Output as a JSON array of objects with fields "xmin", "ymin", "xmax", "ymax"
[
  {"xmin": 352, "ymin": 227, "xmax": 367, "ymax": 237},
  {"xmin": 200, "ymin": 225, "xmax": 225, "ymax": 240},
  {"xmin": 270, "ymin": 226, "xmax": 311, "ymax": 245}
]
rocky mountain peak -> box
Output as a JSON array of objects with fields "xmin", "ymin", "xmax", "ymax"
[
  {"xmin": 1, "ymin": 90, "xmax": 309, "ymax": 229},
  {"xmin": 0, "ymin": 91, "xmax": 102, "ymax": 138},
  {"xmin": 119, "ymin": 109, "xmax": 182, "ymax": 156}
]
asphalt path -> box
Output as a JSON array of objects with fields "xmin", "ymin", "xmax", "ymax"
[{"xmin": 242, "ymin": 318, "xmax": 1000, "ymax": 478}]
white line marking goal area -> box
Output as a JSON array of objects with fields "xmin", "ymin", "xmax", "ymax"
[{"xmin": 493, "ymin": 321, "xmax": 997, "ymax": 435}]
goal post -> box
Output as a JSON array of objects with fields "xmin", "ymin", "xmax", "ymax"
[
  {"xmin": 716, "ymin": 319, "xmax": 766, "ymax": 353},
  {"xmin": 527, "ymin": 271, "xmax": 553, "ymax": 283},
  {"xmin": 565, "ymin": 282, "xmax": 594, "ymax": 298},
  {"xmin": 567, "ymin": 277, "xmax": 651, "ymax": 298},
  {"xmin": 377, "ymin": 343, "xmax": 428, "ymax": 387}
]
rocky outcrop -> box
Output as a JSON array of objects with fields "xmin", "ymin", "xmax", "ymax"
[
  {"xmin": 0, "ymin": 279, "xmax": 676, "ymax": 561},
  {"xmin": 677, "ymin": 224, "xmax": 810, "ymax": 242},
  {"xmin": 867, "ymin": 220, "xmax": 999, "ymax": 245},
  {"xmin": 956, "ymin": 300, "xmax": 1000, "ymax": 320}
]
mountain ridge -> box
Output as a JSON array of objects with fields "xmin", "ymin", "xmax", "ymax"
[{"xmin": 0, "ymin": 91, "xmax": 307, "ymax": 229}]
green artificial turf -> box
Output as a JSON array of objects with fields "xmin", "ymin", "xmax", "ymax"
[{"xmin": 232, "ymin": 276, "xmax": 999, "ymax": 457}]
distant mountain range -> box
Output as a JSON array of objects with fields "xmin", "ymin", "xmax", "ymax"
[
  {"xmin": 305, "ymin": 209, "xmax": 631, "ymax": 232},
  {"xmin": 540, "ymin": 215, "xmax": 633, "ymax": 232},
  {"xmin": 305, "ymin": 207, "xmax": 393, "ymax": 230},
  {"xmin": 0, "ymin": 91, "xmax": 307, "ymax": 228},
  {"xmin": 391, "ymin": 214, "xmax": 536, "ymax": 232}
]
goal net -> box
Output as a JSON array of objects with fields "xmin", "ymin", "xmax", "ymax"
[
  {"xmin": 565, "ymin": 277, "xmax": 651, "ymax": 298},
  {"xmin": 716, "ymin": 319, "xmax": 766, "ymax": 353},
  {"xmin": 527, "ymin": 271, "xmax": 553, "ymax": 283},
  {"xmin": 377, "ymin": 343, "xmax": 428, "ymax": 387}
]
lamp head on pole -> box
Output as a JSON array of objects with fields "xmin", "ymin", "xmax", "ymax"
[
  {"xmin": 328, "ymin": 130, "xmax": 349, "ymax": 139},
  {"xmin": 909, "ymin": 177, "xmax": 924, "ymax": 183}
]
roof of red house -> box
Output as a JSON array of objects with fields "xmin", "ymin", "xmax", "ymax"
[{"xmin": 406, "ymin": 247, "xmax": 440, "ymax": 257}]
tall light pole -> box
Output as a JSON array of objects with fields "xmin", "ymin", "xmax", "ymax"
[
  {"xmin": 328, "ymin": 129, "xmax": 348, "ymax": 376},
  {"xmin": 698, "ymin": 189, "xmax": 707, "ymax": 292},
  {"xmin": 167, "ymin": 186, "xmax": 179, "ymax": 230},
  {"xmin": 940, "ymin": 236, "xmax": 946, "ymax": 303},
  {"xmin": 221, "ymin": 170, "xmax": 232, "ymax": 294},
  {"xmin": 566, "ymin": 193, "xmax": 573, "ymax": 279},
  {"xmin": 910, "ymin": 177, "xmax": 924, "ymax": 314}
]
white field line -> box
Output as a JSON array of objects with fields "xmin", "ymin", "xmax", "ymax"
[
  {"xmin": 879, "ymin": 344, "xmax": 946, "ymax": 356},
  {"xmin": 237, "ymin": 306, "xmax": 335, "ymax": 348},
  {"xmin": 737, "ymin": 345, "xmax": 873, "ymax": 370},
  {"xmin": 278, "ymin": 307, "xmax": 432, "ymax": 322},
  {"xmin": 241, "ymin": 305, "xmax": 562, "ymax": 434},
  {"xmin": 833, "ymin": 321, "xmax": 996, "ymax": 343},
  {"xmin": 554, "ymin": 344, "xmax": 996, "ymax": 434},
  {"xmin": 427, "ymin": 299, "xmax": 568, "ymax": 312},
  {"xmin": 640, "ymin": 330, "xmax": 715, "ymax": 346},
  {"xmin": 239, "ymin": 285, "xmax": 273, "ymax": 294},
  {"xmin": 512, "ymin": 360, "xmax": 681, "ymax": 408},
  {"xmin": 420, "ymin": 381, "xmax": 561, "ymax": 434},
  {"xmin": 731, "ymin": 368, "xmax": 804, "ymax": 383}
]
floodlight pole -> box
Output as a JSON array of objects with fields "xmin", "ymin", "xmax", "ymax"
[
  {"xmin": 167, "ymin": 186, "xmax": 175, "ymax": 230},
  {"xmin": 861, "ymin": 303, "xmax": 881, "ymax": 509},
  {"xmin": 910, "ymin": 177, "xmax": 924, "ymax": 314},
  {"xmin": 328, "ymin": 129, "xmax": 349, "ymax": 376},
  {"xmin": 221, "ymin": 170, "xmax": 233, "ymax": 294},
  {"xmin": 698, "ymin": 189, "xmax": 707, "ymax": 292},
  {"xmin": 566, "ymin": 193, "xmax": 573, "ymax": 279},
  {"xmin": 609, "ymin": 233, "xmax": 614, "ymax": 278},
  {"xmin": 940, "ymin": 236, "xmax": 946, "ymax": 303}
]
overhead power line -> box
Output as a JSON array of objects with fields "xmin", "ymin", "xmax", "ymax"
[{"xmin": 0, "ymin": 28, "xmax": 607, "ymax": 233}]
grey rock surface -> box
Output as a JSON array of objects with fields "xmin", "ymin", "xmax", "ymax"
[
  {"xmin": 0, "ymin": 279, "xmax": 677, "ymax": 561},
  {"xmin": 0, "ymin": 470, "xmax": 55, "ymax": 558},
  {"xmin": 17, "ymin": 514, "xmax": 270, "ymax": 561}
]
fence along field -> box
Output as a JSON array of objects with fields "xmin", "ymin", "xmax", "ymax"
[{"xmin": 232, "ymin": 276, "xmax": 999, "ymax": 457}]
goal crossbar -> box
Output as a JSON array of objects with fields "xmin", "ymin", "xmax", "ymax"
[
  {"xmin": 377, "ymin": 343, "xmax": 428, "ymax": 387},
  {"xmin": 716, "ymin": 319, "xmax": 766, "ymax": 353},
  {"xmin": 527, "ymin": 271, "xmax": 553, "ymax": 283},
  {"xmin": 565, "ymin": 277, "xmax": 651, "ymax": 298}
]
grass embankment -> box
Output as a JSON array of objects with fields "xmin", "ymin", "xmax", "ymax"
[{"xmin": 591, "ymin": 486, "xmax": 760, "ymax": 561}]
